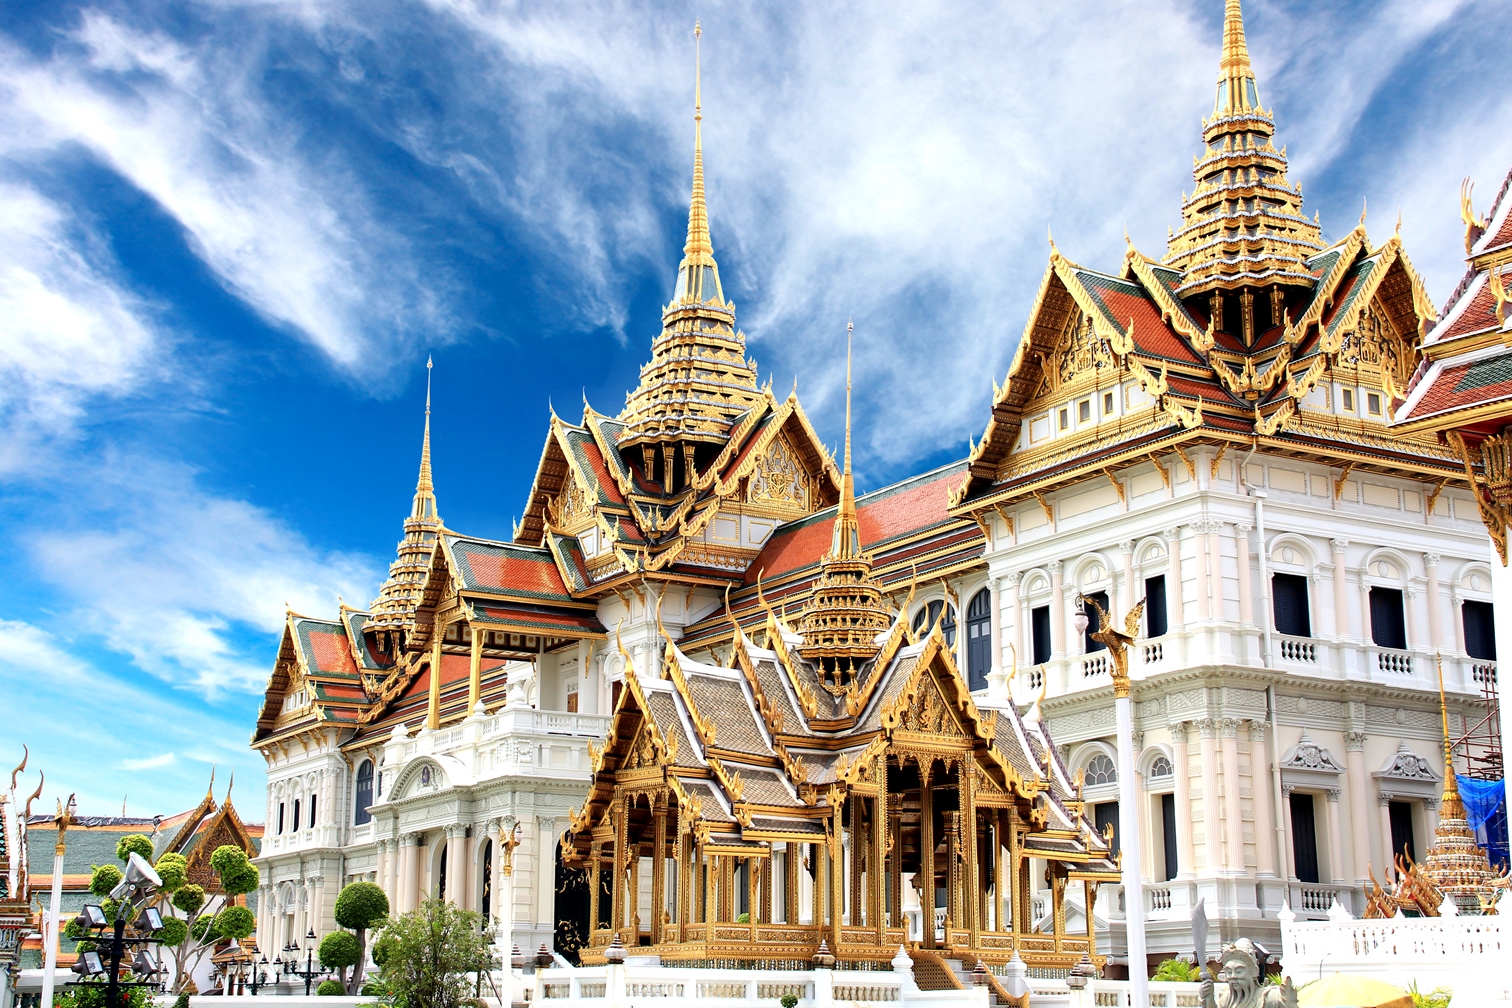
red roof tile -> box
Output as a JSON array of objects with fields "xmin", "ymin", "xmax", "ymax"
[{"xmin": 1404, "ymin": 352, "xmax": 1512, "ymax": 421}]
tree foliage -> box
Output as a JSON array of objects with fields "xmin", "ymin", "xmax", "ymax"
[
  {"xmin": 115, "ymin": 834, "xmax": 155, "ymax": 864},
  {"xmin": 321, "ymin": 930, "xmax": 361, "ymax": 969},
  {"xmin": 373, "ymin": 899, "xmax": 495, "ymax": 1008},
  {"xmin": 215, "ymin": 905, "xmax": 256, "ymax": 940},
  {"xmin": 334, "ymin": 880, "xmax": 390, "ymax": 993},
  {"xmin": 90, "ymin": 864, "xmax": 123, "ymax": 898},
  {"xmin": 153, "ymin": 852, "xmax": 189, "ymax": 893},
  {"xmin": 1152, "ymin": 958, "xmax": 1199, "ymax": 982},
  {"xmin": 317, "ymin": 980, "xmax": 346, "ymax": 996},
  {"xmin": 172, "ymin": 884, "xmax": 206, "ymax": 915}
]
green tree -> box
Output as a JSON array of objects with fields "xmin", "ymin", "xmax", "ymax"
[
  {"xmin": 115, "ymin": 834, "xmax": 155, "ymax": 864},
  {"xmin": 317, "ymin": 979, "xmax": 347, "ymax": 996},
  {"xmin": 137, "ymin": 843, "xmax": 260, "ymax": 995},
  {"xmin": 374, "ymin": 899, "xmax": 495, "ymax": 1008},
  {"xmin": 334, "ymin": 881, "xmax": 390, "ymax": 993},
  {"xmin": 320, "ymin": 930, "xmax": 362, "ymax": 990}
]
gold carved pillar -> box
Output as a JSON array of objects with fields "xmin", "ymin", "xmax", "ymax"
[
  {"xmin": 427, "ymin": 631, "xmax": 444, "ymax": 730},
  {"xmin": 588, "ymin": 838, "xmax": 603, "ymax": 939},
  {"xmin": 872, "ymin": 759, "xmax": 887, "ymax": 942},
  {"xmin": 963, "ymin": 753, "xmax": 979, "ymax": 946},
  {"xmin": 651, "ymin": 794, "xmax": 667, "ymax": 944},
  {"xmin": 612, "ymin": 790, "xmax": 628, "ymax": 936},
  {"xmin": 467, "ymin": 624, "xmax": 482, "ymax": 713}
]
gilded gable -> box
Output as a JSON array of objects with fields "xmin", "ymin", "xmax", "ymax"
[{"xmin": 746, "ymin": 432, "xmax": 811, "ymax": 511}]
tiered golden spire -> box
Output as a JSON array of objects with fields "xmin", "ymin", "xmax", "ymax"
[
  {"xmin": 370, "ymin": 357, "xmax": 444, "ymax": 632},
  {"xmin": 796, "ymin": 322, "xmax": 892, "ymax": 684},
  {"xmin": 1418, "ymin": 656, "xmax": 1501, "ymax": 913},
  {"xmin": 1164, "ymin": 0, "xmax": 1324, "ymax": 310},
  {"xmin": 618, "ymin": 22, "xmax": 763, "ymax": 492}
]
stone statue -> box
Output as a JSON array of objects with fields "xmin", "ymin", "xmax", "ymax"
[{"xmin": 1198, "ymin": 938, "xmax": 1297, "ymax": 1008}]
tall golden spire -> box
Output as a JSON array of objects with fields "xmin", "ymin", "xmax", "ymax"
[
  {"xmin": 1216, "ymin": 0, "xmax": 1254, "ymax": 114},
  {"xmin": 617, "ymin": 21, "xmax": 761, "ymax": 490},
  {"xmin": 1164, "ymin": 0, "xmax": 1323, "ymax": 304},
  {"xmin": 370, "ymin": 357, "xmax": 444, "ymax": 632},
  {"xmin": 796, "ymin": 321, "xmax": 891, "ymax": 685}
]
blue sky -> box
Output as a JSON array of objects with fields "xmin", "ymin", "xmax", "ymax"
[{"xmin": 1, "ymin": 0, "xmax": 1510, "ymax": 819}]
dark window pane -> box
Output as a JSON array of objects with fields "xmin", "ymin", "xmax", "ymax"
[
  {"xmin": 966, "ymin": 589, "xmax": 992, "ymax": 692},
  {"xmin": 1273, "ymin": 573, "xmax": 1312, "ymax": 638},
  {"xmin": 1031, "ymin": 605, "xmax": 1052, "ymax": 665},
  {"xmin": 1370, "ymin": 587, "xmax": 1407, "ymax": 649},
  {"xmin": 1290, "ymin": 793, "xmax": 1319, "ymax": 883},
  {"xmin": 277, "ymin": 803, "xmax": 285, "ymax": 835},
  {"xmin": 355, "ymin": 760, "xmax": 374, "ymax": 826},
  {"xmin": 1463, "ymin": 600, "xmax": 1497, "ymax": 661},
  {"xmin": 292, "ymin": 799, "xmax": 301, "ymax": 832},
  {"xmin": 1145, "ymin": 576, "xmax": 1168, "ymax": 638},
  {"xmin": 1161, "ymin": 793, "xmax": 1179, "ymax": 882},
  {"xmin": 1084, "ymin": 591, "xmax": 1110, "ymax": 653},
  {"xmin": 1389, "ymin": 801, "xmax": 1416, "ymax": 867},
  {"xmin": 1095, "ymin": 802, "xmax": 1120, "ymax": 858}
]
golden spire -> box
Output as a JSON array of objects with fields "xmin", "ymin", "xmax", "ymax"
[
  {"xmin": 413, "ymin": 355, "xmax": 438, "ymax": 522},
  {"xmin": 369, "ymin": 357, "xmax": 445, "ymax": 630},
  {"xmin": 1419, "ymin": 654, "xmax": 1500, "ymax": 913},
  {"xmin": 685, "ymin": 20, "xmax": 711, "ymax": 264},
  {"xmin": 832, "ymin": 320, "xmax": 860, "ymax": 558},
  {"xmin": 1436, "ymin": 655, "xmax": 1463, "ymax": 816},
  {"xmin": 1217, "ymin": 0, "xmax": 1254, "ymax": 112},
  {"xmin": 795, "ymin": 321, "xmax": 891, "ymax": 685}
]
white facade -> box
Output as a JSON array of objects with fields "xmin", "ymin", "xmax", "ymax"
[{"xmin": 963, "ymin": 443, "xmax": 1496, "ymax": 970}]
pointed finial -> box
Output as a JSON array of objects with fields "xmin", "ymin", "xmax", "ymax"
[
  {"xmin": 1047, "ymin": 226, "xmax": 1058, "ymax": 254},
  {"xmin": 1395, "ymin": 210, "xmax": 1402, "ymax": 236},
  {"xmin": 1436, "ymin": 654, "xmax": 1462, "ymax": 806},
  {"xmin": 1220, "ymin": 0, "xmax": 1253, "ymax": 80},
  {"xmin": 206, "ymin": 763, "xmax": 216, "ymax": 801},
  {"xmin": 1359, "ymin": 197, "xmax": 1368, "ymax": 229},
  {"xmin": 412, "ymin": 357, "xmax": 440, "ymax": 522},
  {"xmin": 225, "ymin": 772, "xmax": 234, "ymax": 806},
  {"xmin": 844, "ymin": 318, "xmax": 854, "ymax": 478}
]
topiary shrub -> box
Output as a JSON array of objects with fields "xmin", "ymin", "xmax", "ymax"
[
  {"xmin": 214, "ymin": 905, "xmax": 256, "ymax": 941},
  {"xmin": 172, "ymin": 993, "xmax": 191, "ymax": 1008},
  {"xmin": 334, "ymin": 881, "xmax": 390, "ymax": 993},
  {"xmin": 735, "ymin": 912, "xmax": 750, "ymax": 923},
  {"xmin": 317, "ymin": 979, "xmax": 346, "ymax": 996},
  {"xmin": 153, "ymin": 852, "xmax": 189, "ymax": 893},
  {"xmin": 780, "ymin": 994, "xmax": 799, "ymax": 1008},
  {"xmin": 89, "ymin": 864, "xmax": 123, "ymax": 898},
  {"xmin": 115, "ymin": 835, "xmax": 155, "ymax": 864}
]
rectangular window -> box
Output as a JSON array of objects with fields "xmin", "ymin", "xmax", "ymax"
[
  {"xmin": 1094, "ymin": 801, "xmax": 1120, "ymax": 858},
  {"xmin": 1273, "ymin": 573, "xmax": 1311, "ymax": 637},
  {"xmin": 1103, "ymin": 391, "xmax": 1115, "ymax": 414},
  {"xmin": 1342, "ymin": 388, "xmax": 1355, "ymax": 412},
  {"xmin": 277, "ymin": 802, "xmax": 285, "ymax": 835},
  {"xmin": 1031, "ymin": 605, "xmax": 1052, "ymax": 665},
  {"xmin": 1370, "ymin": 587, "xmax": 1408, "ymax": 649},
  {"xmin": 292, "ymin": 799, "xmax": 301, "ymax": 831},
  {"xmin": 1145, "ymin": 575, "xmax": 1168, "ymax": 637},
  {"xmin": 1389, "ymin": 801, "xmax": 1416, "ymax": 866},
  {"xmin": 1083, "ymin": 590, "xmax": 1110, "ymax": 653},
  {"xmin": 1078, "ymin": 399, "xmax": 1092, "ymax": 423},
  {"xmin": 1058, "ymin": 408, "xmax": 1069, "ymax": 431},
  {"xmin": 566, "ymin": 691, "xmax": 579, "ymax": 713},
  {"xmin": 1161, "ymin": 793, "xmax": 1179, "ymax": 882},
  {"xmin": 1367, "ymin": 391, "xmax": 1382, "ymax": 415},
  {"xmin": 1290, "ymin": 792, "xmax": 1320, "ymax": 884},
  {"xmin": 308, "ymin": 795, "xmax": 317, "ymax": 828},
  {"xmin": 1463, "ymin": 600, "xmax": 1496, "ymax": 660}
]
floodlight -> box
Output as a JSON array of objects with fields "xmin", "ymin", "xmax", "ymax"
[
  {"xmin": 132, "ymin": 950, "xmax": 162, "ymax": 976},
  {"xmin": 73, "ymin": 951, "xmax": 106, "ymax": 976},
  {"xmin": 111, "ymin": 852, "xmax": 163, "ymax": 901},
  {"xmin": 137, "ymin": 906, "xmax": 164, "ymax": 932},
  {"xmin": 79, "ymin": 905, "xmax": 109, "ymax": 928}
]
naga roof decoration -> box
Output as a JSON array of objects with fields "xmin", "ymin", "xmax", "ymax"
[{"xmin": 950, "ymin": 0, "xmax": 1444, "ymax": 513}]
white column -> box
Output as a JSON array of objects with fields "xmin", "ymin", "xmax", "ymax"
[
  {"xmin": 578, "ymin": 640, "xmax": 597, "ymax": 714},
  {"xmin": 1117, "ymin": 692, "xmax": 1148, "ymax": 999},
  {"xmin": 1424, "ymin": 555, "xmax": 1442, "ymax": 650},
  {"xmin": 1331, "ymin": 540, "xmax": 1351, "ymax": 640},
  {"xmin": 1198, "ymin": 719, "xmax": 1220, "ymax": 870},
  {"xmin": 1207, "ymin": 524, "xmax": 1225, "ymax": 622},
  {"xmin": 1404, "ymin": 585, "xmax": 1420, "ymax": 650},
  {"xmin": 1451, "ymin": 586, "xmax": 1467, "ymax": 654},
  {"xmin": 1049, "ymin": 561, "xmax": 1067, "ymax": 658},
  {"xmin": 1324, "ymin": 791, "xmax": 1346, "ymax": 885},
  {"xmin": 1164, "ymin": 529, "xmax": 1184, "ymax": 631},
  {"xmin": 1194, "ymin": 521, "xmax": 1212, "ymax": 621},
  {"xmin": 1120, "ymin": 540, "xmax": 1137, "ymax": 614},
  {"xmin": 987, "ymin": 575, "xmax": 1009, "ymax": 703},
  {"xmin": 1377, "ymin": 795, "xmax": 1396, "ymax": 878},
  {"xmin": 1235, "ymin": 525, "xmax": 1254, "ymax": 626},
  {"xmin": 1170, "ymin": 722, "xmax": 1196, "ymax": 878},
  {"xmin": 39, "ymin": 831, "xmax": 65, "ymax": 1008},
  {"xmin": 1344, "ymin": 733, "xmax": 1371, "ymax": 886},
  {"xmin": 1008, "ymin": 571, "xmax": 1025, "ymax": 675},
  {"xmin": 1219, "ymin": 719, "xmax": 1246, "ymax": 875},
  {"xmin": 1248, "ymin": 722, "xmax": 1276, "ymax": 878},
  {"xmin": 444, "ymin": 826, "xmax": 465, "ymax": 904}
]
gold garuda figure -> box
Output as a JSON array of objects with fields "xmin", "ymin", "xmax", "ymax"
[{"xmin": 1200, "ymin": 939, "xmax": 1298, "ymax": 1008}]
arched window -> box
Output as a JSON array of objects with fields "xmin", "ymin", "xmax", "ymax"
[
  {"xmin": 1148, "ymin": 756, "xmax": 1173, "ymax": 780},
  {"xmin": 437, "ymin": 843, "xmax": 448, "ymax": 898},
  {"xmin": 965, "ymin": 590, "xmax": 992, "ymax": 692},
  {"xmin": 912, "ymin": 600, "xmax": 957, "ymax": 647},
  {"xmin": 480, "ymin": 840, "xmax": 494, "ymax": 918},
  {"xmin": 1084, "ymin": 753, "xmax": 1116, "ymax": 786},
  {"xmin": 354, "ymin": 760, "xmax": 374, "ymax": 826}
]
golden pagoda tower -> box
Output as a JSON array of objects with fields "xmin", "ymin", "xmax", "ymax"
[
  {"xmin": 1420, "ymin": 658, "xmax": 1503, "ymax": 913},
  {"xmin": 618, "ymin": 22, "xmax": 764, "ymax": 493},
  {"xmin": 794, "ymin": 322, "xmax": 893, "ymax": 685},
  {"xmin": 1164, "ymin": 0, "xmax": 1325, "ymax": 345},
  {"xmin": 369, "ymin": 356, "xmax": 444, "ymax": 636}
]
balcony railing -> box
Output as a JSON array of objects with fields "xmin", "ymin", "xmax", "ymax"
[
  {"xmin": 1473, "ymin": 661, "xmax": 1497, "ymax": 685},
  {"xmin": 1082, "ymin": 654, "xmax": 1110, "ymax": 678},
  {"xmin": 1278, "ymin": 636, "xmax": 1317, "ymax": 663},
  {"xmin": 1376, "ymin": 649, "xmax": 1413, "ymax": 676}
]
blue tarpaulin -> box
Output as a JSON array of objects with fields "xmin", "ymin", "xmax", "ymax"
[{"xmin": 1457, "ymin": 775, "xmax": 1509, "ymax": 870}]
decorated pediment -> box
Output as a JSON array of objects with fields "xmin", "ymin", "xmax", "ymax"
[{"xmin": 746, "ymin": 431, "xmax": 812, "ymax": 511}]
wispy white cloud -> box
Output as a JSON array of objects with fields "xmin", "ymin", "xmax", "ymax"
[
  {"xmin": 30, "ymin": 456, "xmax": 380, "ymax": 695},
  {"xmin": 0, "ymin": 12, "xmax": 447, "ymax": 375},
  {"xmin": 122, "ymin": 752, "xmax": 178, "ymax": 770},
  {"xmin": 0, "ymin": 180, "xmax": 161, "ymax": 465},
  {"xmin": 0, "ymin": 619, "xmax": 263, "ymax": 815}
]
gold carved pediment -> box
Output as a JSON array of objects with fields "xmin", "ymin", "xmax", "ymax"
[
  {"xmin": 548, "ymin": 465, "xmax": 592, "ymax": 527},
  {"xmin": 891, "ymin": 673, "xmax": 966, "ymax": 738},
  {"xmin": 747, "ymin": 433, "xmax": 811, "ymax": 510}
]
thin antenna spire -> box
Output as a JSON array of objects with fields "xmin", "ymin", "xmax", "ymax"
[
  {"xmin": 411, "ymin": 356, "xmax": 439, "ymax": 521},
  {"xmin": 844, "ymin": 318, "xmax": 853, "ymax": 477},
  {"xmin": 683, "ymin": 20, "xmax": 712, "ymax": 264}
]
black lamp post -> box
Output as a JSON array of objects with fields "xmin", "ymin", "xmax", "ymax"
[
  {"xmin": 244, "ymin": 944, "xmax": 273, "ymax": 996},
  {"xmin": 282, "ymin": 927, "xmax": 330, "ymax": 995},
  {"xmin": 73, "ymin": 853, "xmax": 166, "ymax": 1008}
]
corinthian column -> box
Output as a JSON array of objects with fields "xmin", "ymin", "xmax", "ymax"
[
  {"xmin": 1235, "ymin": 524, "xmax": 1254, "ymax": 626},
  {"xmin": 1345, "ymin": 732, "xmax": 1371, "ymax": 886},
  {"xmin": 1164, "ymin": 529, "xmax": 1185, "ymax": 631},
  {"xmin": 1331, "ymin": 540, "xmax": 1350, "ymax": 640},
  {"xmin": 1049, "ymin": 561, "xmax": 1066, "ymax": 658},
  {"xmin": 1198, "ymin": 719, "xmax": 1220, "ymax": 871},
  {"xmin": 1170, "ymin": 722, "xmax": 1196, "ymax": 878},
  {"xmin": 1424, "ymin": 555, "xmax": 1442, "ymax": 649},
  {"xmin": 1219, "ymin": 719, "xmax": 1246, "ymax": 874},
  {"xmin": 1248, "ymin": 722, "xmax": 1275, "ymax": 878}
]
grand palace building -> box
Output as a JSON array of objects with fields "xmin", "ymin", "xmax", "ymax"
[{"xmin": 250, "ymin": 2, "xmax": 1505, "ymax": 980}]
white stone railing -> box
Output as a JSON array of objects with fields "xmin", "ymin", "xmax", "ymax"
[
  {"xmin": 534, "ymin": 961, "xmax": 987, "ymax": 1008},
  {"xmin": 1142, "ymin": 642, "xmax": 1164, "ymax": 664},
  {"xmin": 1374, "ymin": 648, "xmax": 1413, "ymax": 676},
  {"xmin": 1278, "ymin": 901, "xmax": 1509, "ymax": 1003},
  {"xmin": 1023, "ymin": 979, "xmax": 1203, "ymax": 1008},
  {"xmin": 1472, "ymin": 661, "xmax": 1497, "ymax": 685},
  {"xmin": 1277, "ymin": 636, "xmax": 1316, "ymax": 663},
  {"xmin": 1082, "ymin": 654, "xmax": 1110, "ymax": 678}
]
